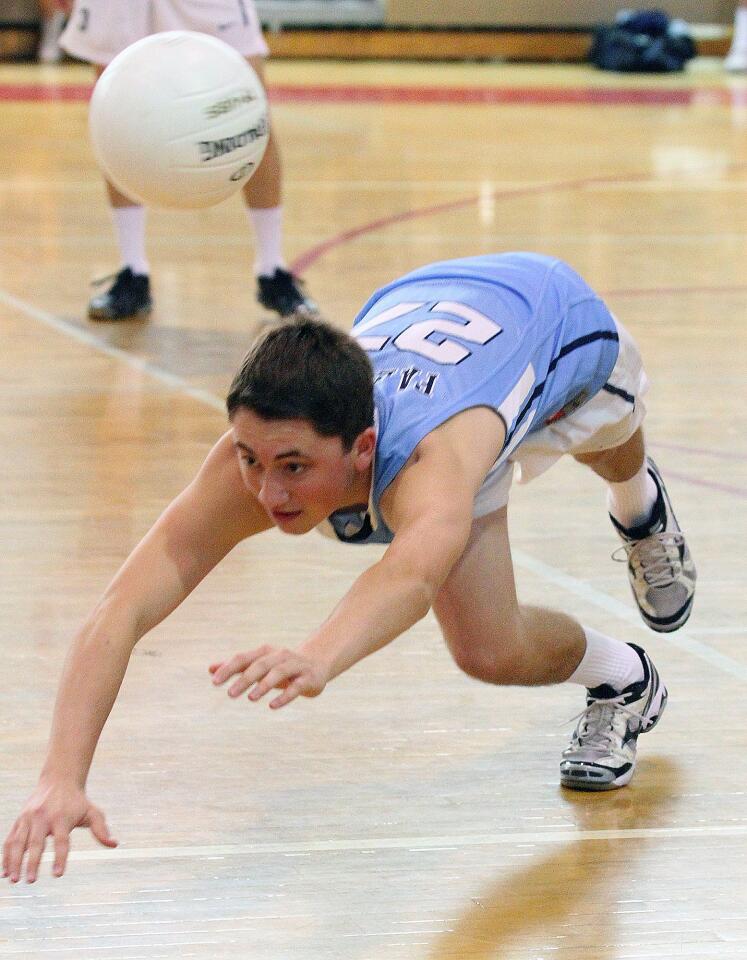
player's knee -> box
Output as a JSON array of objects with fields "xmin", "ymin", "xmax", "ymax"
[
  {"xmin": 447, "ymin": 624, "xmax": 524, "ymax": 684},
  {"xmin": 451, "ymin": 646, "xmax": 498, "ymax": 682}
]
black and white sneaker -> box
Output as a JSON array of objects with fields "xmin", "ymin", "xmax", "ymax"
[
  {"xmin": 560, "ymin": 643, "xmax": 667, "ymax": 791},
  {"xmin": 257, "ymin": 268, "xmax": 319, "ymax": 319},
  {"xmin": 611, "ymin": 457, "xmax": 696, "ymax": 633},
  {"xmin": 88, "ymin": 268, "xmax": 152, "ymax": 321}
]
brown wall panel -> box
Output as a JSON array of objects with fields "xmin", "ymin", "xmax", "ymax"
[
  {"xmin": 2, "ymin": 0, "xmax": 38, "ymax": 23},
  {"xmin": 386, "ymin": 1, "xmax": 735, "ymax": 27}
]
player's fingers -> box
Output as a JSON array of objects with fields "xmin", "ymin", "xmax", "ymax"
[
  {"xmin": 211, "ymin": 646, "xmax": 271, "ymax": 685},
  {"xmin": 210, "ymin": 653, "xmax": 250, "ymax": 684},
  {"xmin": 247, "ymin": 662, "xmax": 298, "ymax": 701},
  {"xmin": 228, "ymin": 652, "xmax": 286, "ymax": 698},
  {"xmin": 2, "ymin": 830, "xmax": 13, "ymax": 877},
  {"xmin": 85, "ymin": 808, "xmax": 118, "ymax": 849},
  {"xmin": 269, "ymin": 678, "xmax": 306, "ymax": 709},
  {"xmin": 51, "ymin": 828, "xmax": 71, "ymax": 879},
  {"xmin": 4, "ymin": 821, "xmax": 30, "ymax": 883},
  {"xmin": 23, "ymin": 824, "xmax": 50, "ymax": 884}
]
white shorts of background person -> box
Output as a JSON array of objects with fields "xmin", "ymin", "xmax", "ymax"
[{"xmin": 60, "ymin": 0, "xmax": 268, "ymax": 65}]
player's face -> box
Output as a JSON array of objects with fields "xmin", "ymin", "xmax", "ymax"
[{"xmin": 231, "ymin": 407, "xmax": 375, "ymax": 535}]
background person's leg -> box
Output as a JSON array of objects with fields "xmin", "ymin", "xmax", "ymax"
[
  {"xmin": 726, "ymin": 3, "xmax": 747, "ymax": 71},
  {"xmin": 87, "ymin": 66, "xmax": 152, "ymax": 321},
  {"xmin": 37, "ymin": 0, "xmax": 67, "ymax": 63},
  {"xmin": 244, "ymin": 56, "xmax": 318, "ymax": 319}
]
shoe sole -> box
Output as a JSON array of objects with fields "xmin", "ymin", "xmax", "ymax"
[
  {"xmin": 640, "ymin": 594, "xmax": 694, "ymax": 633},
  {"xmin": 561, "ymin": 685, "xmax": 668, "ymax": 792},
  {"xmin": 88, "ymin": 305, "xmax": 152, "ymax": 322},
  {"xmin": 560, "ymin": 763, "xmax": 634, "ymax": 791},
  {"xmin": 257, "ymin": 304, "xmax": 320, "ymax": 321}
]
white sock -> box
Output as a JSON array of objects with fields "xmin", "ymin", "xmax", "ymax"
[
  {"xmin": 40, "ymin": 10, "xmax": 65, "ymax": 46},
  {"xmin": 731, "ymin": 6, "xmax": 747, "ymax": 52},
  {"xmin": 112, "ymin": 206, "xmax": 149, "ymax": 275},
  {"xmin": 567, "ymin": 627, "xmax": 645, "ymax": 691},
  {"xmin": 606, "ymin": 460, "xmax": 658, "ymax": 529},
  {"xmin": 248, "ymin": 206, "xmax": 285, "ymax": 277}
]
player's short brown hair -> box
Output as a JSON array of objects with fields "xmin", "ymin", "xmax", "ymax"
[{"xmin": 226, "ymin": 319, "xmax": 375, "ymax": 450}]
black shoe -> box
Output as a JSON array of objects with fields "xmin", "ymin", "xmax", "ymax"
[
  {"xmin": 257, "ymin": 268, "xmax": 319, "ymax": 319},
  {"xmin": 88, "ymin": 268, "xmax": 152, "ymax": 321}
]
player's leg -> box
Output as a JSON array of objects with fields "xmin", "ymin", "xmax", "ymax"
[
  {"xmin": 725, "ymin": 3, "xmax": 747, "ymax": 72},
  {"xmin": 570, "ymin": 314, "xmax": 696, "ymax": 637},
  {"xmin": 575, "ymin": 431, "xmax": 696, "ymax": 632},
  {"xmin": 163, "ymin": 0, "xmax": 318, "ymax": 318},
  {"xmin": 516, "ymin": 308, "xmax": 696, "ymax": 633},
  {"xmin": 37, "ymin": 0, "xmax": 67, "ymax": 63},
  {"xmin": 243, "ymin": 56, "xmax": 318, "ymax": 319},
  {"xmin": 433, "ymin": 508, "xmax": 585, "ymax": 686},
  {"xmin": 87, "ymin": 65, "xmax": 152, "ymax": 321},
  {"xmin": 432, "ymin": 508, "xmax": 666, "ymax": 790},
  {"xmin": 59, "ymin": 1, "xmax": 152, "ymax": 320}
]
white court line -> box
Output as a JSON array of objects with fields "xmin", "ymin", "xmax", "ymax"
[
  {"xmin": 0, "ymin": 288, "xmax": 224, "ymax": 414},
  {"xmin": 2, "ymin": 284, "xmax": 746, "ymax": 683},
  {"xmin": 28, "ymin": 824, "xmax": 747, "ymax": 865}
]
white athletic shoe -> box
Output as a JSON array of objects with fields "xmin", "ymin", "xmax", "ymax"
[
  {"xmin": 610, "ymin": 457, "xmax": 696, "ymax": 633},
  {"xmin": 560, "ymin": 643, "xmax": 667, "ymax": 791}
]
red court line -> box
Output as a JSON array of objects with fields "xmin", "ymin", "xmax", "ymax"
[
  {"xmin": 268, "ymin": 84, "xmax": 739, "ymax": 107},
  {"xmin": 662, "ymin": 469, "xmax": 747, "ymax": 499},
  {"xmin": 0, "ymin": 83, "xmax": 92, "ymax": 101},
  {"xmin": 0, "ymin": 82, "xmax": 742, "ymax": 107},
  {"xmin": 651, "ymin": 441, "xmax": 747, "ymax": 463},
  {"xmin": 290, "ymin": 171, "xmax": 659, "ymax": 274},
  {"xmin": 289, "ymin": 160, "xmax": 747, "ymax": 274}
]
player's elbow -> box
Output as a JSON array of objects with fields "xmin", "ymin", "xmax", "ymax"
[
  {"xmin": 410, "ymin": 574, "xmax": 438, "ymax": 621},
  {"xmin": 396, "ymin": 536, "xmax": 466, "ymax": 613}
]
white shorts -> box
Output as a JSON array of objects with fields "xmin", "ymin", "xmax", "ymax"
[
  {"xmin": 60, "ymin": 0, "xmax": 269, "ymax": 65},
  {"xmin": 473, "ymin": 315, "xmax": 649, "ymax": 517}
]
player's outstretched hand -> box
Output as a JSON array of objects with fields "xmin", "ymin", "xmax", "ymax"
[
  {"xmin": 209, "ymin": 645, "xmax": 328, "ymax": 709},
  {"xmin": 2, "ymin": 783, "xmax": 117, "ymax": 884}
]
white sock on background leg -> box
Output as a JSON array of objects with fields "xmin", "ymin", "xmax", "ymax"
[
  {"xmin": 567, "ymin": 627, "xmax": 645, "ymax": 691},
  {"xmin": 112, "ymin": 206, "xmax": 149, "ymax": 275},
  {"xmin": 38, "ymin": 10, "xmax": 65, "ymax": 62},
  {"xmin": 731, "ymin": 6, "xmax": 747, "ymax": 51},
  {"xmin": 726, "ymin": 7, "xmax": 747, "ymax": 67},
  {"xmin": 248, "ymin": 206, "xmax": 285, "ymax": 277}
]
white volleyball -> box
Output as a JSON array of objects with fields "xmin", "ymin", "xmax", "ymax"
[{"xmin": 89, "ymin": 31, "xmax": 269, "ymax": 209}]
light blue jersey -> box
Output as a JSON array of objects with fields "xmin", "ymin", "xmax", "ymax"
[{"xmin": 325, "ymin": 253, "xmax": 620, "ymax": 545}]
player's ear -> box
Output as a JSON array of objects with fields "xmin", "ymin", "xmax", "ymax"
[{"xmin": 352, "ymin": 427, "xmax": 376, "ymax": 471}]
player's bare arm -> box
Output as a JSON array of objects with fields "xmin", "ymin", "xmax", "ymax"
[
  {"xmin": 211, "ymin": 407, "xmax": 506, "ymax": 707},
  {"xmin": 2, "ymin": 432, "xmax": 272, "ymax": 883}
]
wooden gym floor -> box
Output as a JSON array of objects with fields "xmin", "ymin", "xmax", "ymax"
[{"xmin": 0, "ymin": 56, "xmax": 746, "ymax": 959}]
